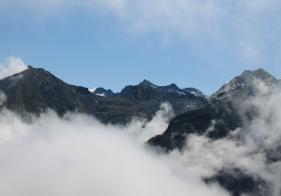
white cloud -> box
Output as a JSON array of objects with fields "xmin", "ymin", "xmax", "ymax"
[
  {"xmin": 126, "ymin": 102, "xmax": 174, "ymax": 142},
  {"xmin": 88, "ymin": 88, "xmax": 96, "ymax": 93},
  {"xmin": 1, "ymin": 0, "xmax": 281, "ymax": 65},
  {"xmin": 0, "ymin": 109, "xmax": 228, "ymax": 196},
  {"xmin": 0, "ymin": 56, "xmax": 28, "ymax": 80},
  {"xmin": 242, "ymin": 81, "xmax": 281, "ymax": 150}
]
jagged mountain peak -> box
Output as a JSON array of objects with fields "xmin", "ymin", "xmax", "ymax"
[
  {"xmin": 92, "ymin": 87, "xmax": 115, "ymax": 97},
  {"xmin": 25, "ymin": 65, "xmax": 48, "ymax": 73},
  {"xmin": 10, "ymin": 66, "xmax": 89, "ymax": 95},
  {"xmin": 162, "ymin": 83, "xmax": 180, "ymax": 91},
  {"xmin": 167, "ymin": 83, "xmax": 178, "ymax": 88},
  {"xmin": 138, "ymin": 80, "xmax": 182, "ymax": 91},
  {"xmin": 210, "ymin": 68, "xmax": 278, "ymax": 102},
  {"xmin": 183, "ymin": 88, "xmax": 205, "ymax": 97},
  {"xmin": 137, "ymin": 79, "xmax": 159, "ymax": 89},
  {"xmin": 139, "ymin": 79, "xmax": 153, "ymax": 85},
  {"xmin": 241, "ymin": 68, "xmax": 275, "ymax": 79},
  {"xmin": 0, "ymin": 65, "xmax": 96, "ymax": 116},
  {"xmin": 8, "ymin": 65, "xmax": 59, "ymax": 82},
  {"xmin": 120, "ymin": 79, "xmax": 206, "ymax": 101},
  {"xmin": 1, "ymin": 65, "xmax": 69, "ymax": 92},
  {"xmin": 232, "ymin": 68, "xmax": 277, "ymax": 87}
]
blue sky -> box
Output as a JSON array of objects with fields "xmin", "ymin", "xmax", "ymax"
[{"xmin": 0, "ymin": 0, "xmax": 281, "ymax": 95}]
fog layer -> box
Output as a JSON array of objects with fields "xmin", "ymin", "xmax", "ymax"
[{"xmin": 0, "ymin": 108, "xmax": 227, "ymax": 196}]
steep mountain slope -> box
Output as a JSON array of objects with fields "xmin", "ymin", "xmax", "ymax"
[
  {"xmin": 205, "ymin": 168, "xmax": 269, "ymax": 196},
  {"xmin": 0, "ymin": 66, "xmax": 98, "ymax": 116},
  {"xmin": 0, "ymin": 66, "xmax": 207, "ymax": 124},
  {"xmin": 210, "ymin": 68, "xmax": 278, "ymax": 102},
  {"xmin": 149, "ymin": 68, "xmax": 278, "ymax": 150},
  {"xmin": 148, "ymin": 68, "xmax": 280, "ymax": 196}
]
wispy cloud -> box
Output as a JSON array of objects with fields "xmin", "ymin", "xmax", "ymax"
[
  {"xmin": 0, "ymin": 109, "xmax": 228, "ymax": 196},
  {"xmin": 0, "ymin": 57, "xmax": 27, "ymax": 80},
  {"xmin": 1, "ymin": 0, "xmax": 281, "ymax": 65}
]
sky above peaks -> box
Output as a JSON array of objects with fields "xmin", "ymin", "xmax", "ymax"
[{"xmin": 0, "ymin": 0, "xmax": 281, "ymax": 95}]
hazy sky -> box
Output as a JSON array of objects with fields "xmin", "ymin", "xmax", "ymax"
[{"xmin": 0, "ymin": 0, "xmax": 281, "ymax": 94}]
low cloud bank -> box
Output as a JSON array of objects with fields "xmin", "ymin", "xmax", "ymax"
[{"xmin": 0, "ymin": 107, "xmax": 227, "ymax": 196}]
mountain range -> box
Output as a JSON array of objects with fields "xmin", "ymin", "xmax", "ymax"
[
  {"xmin": 0, "ymin": 66, "xmax": 280, "ymax": 196},
  {"xmin": 0, "ymin": 66, "xmax": 207, "ymax": 124}
]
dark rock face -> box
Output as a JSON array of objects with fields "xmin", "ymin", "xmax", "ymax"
[
  {"xmin": 0, "ymin": 66, "xmax": 207, "ymax": 124},
  {"xmin": 205, "ymin": 168, "xmax": 269, "ymax": 196},
  {"xmin": 148, "ymin": 102, "xmax": 242, "ymax": 151}
]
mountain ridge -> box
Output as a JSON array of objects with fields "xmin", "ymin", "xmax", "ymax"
[{"xmin": 0, "ymin": 66, "xmax": 207, "ymax": 124}]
